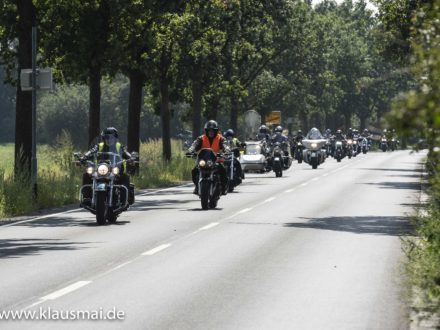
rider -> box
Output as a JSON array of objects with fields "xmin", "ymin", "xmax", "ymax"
[
  {"xmin": 224, "ymin": 128, "xmax": 245, "ymax": 180},
  {"xmin": 271, "ymin": 126, "xmax": 290, "ymax": 165},
  {"xmin": 256, "ymin": 125, "xmax": 271, "ymax": 142},
  {"xmin": 187, "ymin": 120, "xmax": 229, "ymax": 195},
  {"xmin": 291, "ymin": 129, "xmax": 304, "ymax": 155},
  {"xmin": 81, "ymin": 127, "xmax": 134, "ymax": 207},
  {"xmin": 346, "ymin": 128, "xmax": 355, "ymax": 140}
]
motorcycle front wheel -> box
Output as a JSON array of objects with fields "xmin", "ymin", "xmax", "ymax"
[
  {"xmin": 96, "ymin": 191, "xmax": 108, "ymax": 225},
  {"xmin": 200, "ymin": 181, "xmax": 210, "ymax": 210}
]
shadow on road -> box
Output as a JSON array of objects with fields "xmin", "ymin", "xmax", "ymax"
[
  {"xmin": 0, "ymin": 238, "xmax": 91, "ymax": 259},
  {"xmin": 284, "ymin": 216, "xmax": 415, "ymax": 236},
  {"xmin": 132, "ymin": 198, "xmax": 193, "ymax": 211},
  {"xmin": 359, "ymin": 167, "xmax": 424, "ymax": 173},
  {"xmin": 361, "ymin": 181, "xmax": 422, "ymax": 190}
]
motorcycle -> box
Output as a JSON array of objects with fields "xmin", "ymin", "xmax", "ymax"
[
  {"xmin": 269, "ymin": 142, "xmax": 284, "ymax": 177},
  {"xmin": 294, "ymin": 141, "xmax": 304, "ymax": 163},
  {"xmin": 360, "ymin": 137, "xmax": 369, "ymax": 154},
  {"xmin": 74, "ymin": 151, "xmax": 136, "ymax": 225},
  {"xmin": 325, "ymin": 138, "xmax": 333, "ymax": 157},
  {"xmin": 346, "ymin": 139, "xmax": 354, "ymax": 159},
  {"xmin": 334, "ymin": 140, "xmax": 345, "ymax": 162},
  {"xmin": 189, "ymin": 148, "xmax": 224, "ymax": 210},
  {"xmin": 302, "ymin": 138, "xmax": 327, "ymax": 169},
  {"xmin": 352, "ymin": 139, "xmax": 358, "ymax": 157},
  {"xmin": 224, "ymin": 147, "xmax": 243, "ymax": 192},
  {"xmin": 389, "ymin": 138, "xmax": 398, "ymax": 151},
  {"xmin": 380, "ymin": 137, "xmax": 388, "ymax": 152}
]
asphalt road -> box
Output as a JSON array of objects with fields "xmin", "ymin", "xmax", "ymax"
[{"xmin": 0, "ymin": 150, "xmax": 425, "ymax": 329}]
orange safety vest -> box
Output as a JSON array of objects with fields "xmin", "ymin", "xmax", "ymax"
[{"xmin": 201, "ymin": 134, "xmax": 221, "ymax": 153}]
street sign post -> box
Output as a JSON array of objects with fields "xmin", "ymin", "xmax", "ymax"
[{"xmin": 19, "ymin": 27, "xmax": 53, "ymax": 198}]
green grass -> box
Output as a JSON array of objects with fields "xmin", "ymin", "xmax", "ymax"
[{"xmin": 0, "ymin": 138, "xmax": 192, "ymax": 219}]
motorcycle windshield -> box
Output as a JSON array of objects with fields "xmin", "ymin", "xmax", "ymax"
[
  {"xmin": 96, "ymin": 151, "xmax": 122, "ymax": 166},
  {"xmin": 197, "ymin": 148, "xmax": 217, "ymax": 161}
]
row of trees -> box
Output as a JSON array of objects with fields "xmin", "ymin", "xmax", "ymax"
[{"xmin": 0, "ymin": 0, "xmax": 409, "ymax": 177}]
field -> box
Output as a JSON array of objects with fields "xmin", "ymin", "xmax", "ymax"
[{"xmin": 0, "ymin": 139, "xmax": 192, "ymax": 219}]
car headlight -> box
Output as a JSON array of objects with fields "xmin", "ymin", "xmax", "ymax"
[
  {"xmin": 97, "ymin": 164, "xmax": 109, "ymax": 176},
  {"xmin": 112, "ymin": 167, "xmax": 120, "ymax": 175},
  {"xmin": 311, "ymin": 143, "xmax": 318, "ymax": 148},
  {"xmin": 199, "ymin": 160, "xmax": 206, "ymax": 167},
  {"xmin": 86, "ymin": 166, "xmax": 94, "ymax": 175}
]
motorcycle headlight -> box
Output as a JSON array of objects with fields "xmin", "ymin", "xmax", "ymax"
[
  {"xmin": 112, "ymin": 167, "xmax": 120, "ymax": 175},
  {"xmin": 347, "ymin": 140, "xmax": 353, "ymax": 144},
  {"xmin": 199, "ymin": 160, "xmax": 206, "ymax": 167},
  {"xmin": 86, "ymin": 166, "xmax": 94, "ymax": 175},
  {"xmin": 97, "ymin": 164, "xmax": 109, "ymax": 176},
  {"xmin": 311, "ymin": 143, "xmax": 318, "ymax": 148}
]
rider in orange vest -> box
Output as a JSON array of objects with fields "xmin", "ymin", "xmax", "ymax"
[{"xmin": 187, "ymin": 120, "xmax": 229, "ymax": 195}]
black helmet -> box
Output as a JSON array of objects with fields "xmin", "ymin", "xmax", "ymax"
[
  {"xmin": 204, "ymin": 120, "xmax": 219, "ymax": 135},
  {"xmin": 348, "ymin": 127, "xmax": 353, "ymax": 132},
  {"xmin": 224, "ymin": 129, "xmax": 234, "ymax": 137},
  {"xmin": 298, "ymin": 130, "xmax": 303, "ymax": 135},
  {"xmin": 101, "ymin": 127, "xmax": 118, "ymax": 139},
  {"xmin": 101, "ymin": 127, "xmax": 118, "ymax": 146},
  {"xmin": 336, "ymin": 129, "xmax": 342, "ymax": 134},
  {"xmin": 275, "ymin": 126, "xmax": 283, "ymax": 133},
  {"xmin": 259, "ymin": 125, "xmax": 268, "ymax": 133}
]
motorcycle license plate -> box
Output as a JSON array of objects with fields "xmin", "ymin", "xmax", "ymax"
[
  {"xmin": 311, "ymin": 152, "xmax": 316, "ymax": 157},
  {"xmin": 96, "ymin": 183, "xmax": 107, "ymax": 191}
]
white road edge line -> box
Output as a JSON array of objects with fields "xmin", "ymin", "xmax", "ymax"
[
  {"xmin": 300, "ymin": 182, "xmax": 308, "ymax": 187},
  {"xmin": 263, "ymin": 197, "xmax": 275, "ymax": 203},
  {"xmin": 238, "ymin": 208, "xmax": 252, "ymax": 214},
  {"xmin": 198, "ymin": 222, "xmax": 220, "ymax": 231},
  {"xmin": 311, "ymin": 177, "xmax": 319, "ymax": 181},
  {"xmin": 284, "ymin": 188, "xmax": 295, "ymax": 193},
  {"xmin": 41, "ymin": 281, "xmax": 92, "ymax": 301},
  {"xmin": 322, "ymin": 173, "xmax": 329, "ymax": 177},
  {"xmin": 142, "ymin": 244, "xmax": 172, "ymax": 256}
]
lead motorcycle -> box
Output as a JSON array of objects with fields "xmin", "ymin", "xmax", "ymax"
[
  {"xmin": 302, "ymin": 139, "xmax": 327, "ymax": 169},
  {"xmin": 74, "ymin": 151, "xmax": 137, "ymax": 225},
  {"xmin": 188, "ymin": 148, "xmax": 224, "ymax": 210}
]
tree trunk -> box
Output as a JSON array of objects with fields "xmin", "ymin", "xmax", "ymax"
[
  {"xmin": 230, "ymin": 96, "xmax": 238, "ymax": 132},
  {"xmin": 344, "ymin": 114, "xmax": 351, "ymax": 131},
  {"xmin": 127, "ymin": 70, "xmax": 145, "ymax": 153},
  {"xmin": 88, "ymin": 65, "xmax": 101, "ymax": 147},
  {"xmin": 191, "ymin": 66, "xmax": 202, "ymax": 141},
  {"xmin": 14, "ymin": 0, "xmax": 36, "ymax": 178},
  {"xmin": 160, "ymin": 71, "xmax": 172, "ymax": 162},
  {"xmin": 359, "ymin": 115, "xmax": 367, "ymax": 131}
]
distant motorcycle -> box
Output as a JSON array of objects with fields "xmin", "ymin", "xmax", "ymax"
[
  {"xmin": 360, "ymin": 137, "xmax": 369, "ymax": 154},
  {"xmin": 294, "ymin": 141, "xmax": 304, "ymax": 163},
  {"xmin": 380, "ymin": 138, "xmax": 388, "ymax": 152},
  {"xmin": 334, "ymin": 141, "xmax": 345, "ymax": 162},
  {"xmin": 270, "ymin": 142, "xmax": 284, "ymax": 177},
  {"xmin": 188, "ymin": 148, "xmax": 223, "ymax": 210},
  {"xmin": 302, "ymin": 138, "xmax": 327, "ymax": 169},
  {"xmin": 389, "ymin": 138, "xmax": 398, "ymax": 151},
  {"xmin": 346, "ymin": 139, "xmax": 354, "ymax": 159},
  {"xmin": 74, "ymin": 151, "xmax": 136, "ymax": 225},
  {"xmin": 224, "ymin": 147, "xmax": 243, "ymax": 192}
]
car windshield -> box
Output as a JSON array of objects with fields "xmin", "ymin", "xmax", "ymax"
[{"xmin": 245, "ymin": 144, "xmax": 261, "ymax": 155}]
